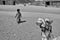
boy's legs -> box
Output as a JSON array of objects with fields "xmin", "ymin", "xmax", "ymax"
[
  {"xmin": 42, "ymin": 38, "xmax": 47, "ymax": 40},
  {"xmin": 19, "ymin": 18, "xmax": 21, "ymax": 22},
  {"xmin": 41, "ymin": 32, "xmax": 47, "ymax": 40},
  {"xmin": 46, "ymin": 31, "xmax": 52, "ymax": 40},
  {"xmin": 17, "ymin": 18, "xmax": 21, "ymax": 23},
  {"xmin": 16, "ymin": 17, "xmax": 21, "ymax": 24}
]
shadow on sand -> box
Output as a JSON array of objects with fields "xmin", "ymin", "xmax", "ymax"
[{"xmin": 17, "ymin": 20, "xmax": 26, "ymax": 24}]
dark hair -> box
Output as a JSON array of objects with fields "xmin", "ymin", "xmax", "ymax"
[{"xmin": 17, "ymin": 9, "xmax": 20, "ymax": 11}]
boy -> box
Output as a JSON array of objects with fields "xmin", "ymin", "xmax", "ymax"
[
  {"xmin": 36, "ymin": 18, "xmax": 47, "ymax": 40},
  {"xmin": 36, "ymin": 18, "xmax": 53, "ymax": 40},
  {"xmin": 15, "ymin": 9, "xmax": 22, "ymax": 24},
  {"xmin": 45, "ymin": 18, "xmax": 53, "ymax": 40}
]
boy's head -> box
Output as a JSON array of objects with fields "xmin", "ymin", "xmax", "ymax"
[
  {"xmin": 45, "ymin": 18, "xmax": 53, "ymax": 24},
  {"xmin": 36, "ymin": 18, "xmax": 45, "ymax": 26},
  {"xmin": 17, "ymin": 9, "xmax": 20, "ymax": 12},
  {"xmin": 45, "ymin": 18, "xmax": 50, "ymax": 24}
]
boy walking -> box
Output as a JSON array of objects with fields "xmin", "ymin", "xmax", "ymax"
[
  {"xmin": 45, "ymin": 18, "xmax": 53, "ymax": 40},
  {"xmin": 36, "ymin": 18, "xmax": 47, "ymax": 40},
  {"xmin": 15, "ymin": 9, "xmax": 22, "ymax": 24},
  {"xmin": 36, "ymin": 18, "xmax": 53, "ymax": 40}
]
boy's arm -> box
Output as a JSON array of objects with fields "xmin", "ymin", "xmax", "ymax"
[
  {"xmin": 40, "ymin": 23, "xmax": 43, "ymax": 28},
  {"xmin": 15, "ymin": 13, "xmax": 18, "ymax": 18}
]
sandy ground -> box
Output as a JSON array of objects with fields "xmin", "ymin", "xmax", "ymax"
[{"xmin": 0, "ymin": 5, "xmax": 60, "ymax": 40}]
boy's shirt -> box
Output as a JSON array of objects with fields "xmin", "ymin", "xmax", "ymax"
[
  {"xmin": 45, "ymin": 23, "xmax": 52, "ymax": 33},
  {"xmin": 15, "ymin": 12, "xmax": 22, "ymax": 19}
]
